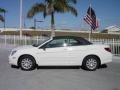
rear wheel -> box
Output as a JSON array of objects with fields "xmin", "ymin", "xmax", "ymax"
[
  {"xmin": 82, "ymin": 56, "xmax": 100, "ymax": 71},
  {"xmin": 19, "ymin": 55, "xmax": 36, "ymax": 71}
]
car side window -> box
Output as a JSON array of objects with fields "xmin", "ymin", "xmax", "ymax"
[
  {"xmin": 45, "ymin": 39, "xmax": 68, "ymax": 48},
  {"xmin": 67, "ymin": 39, "xmax": 80, "ymax": 46},
  {"xmin": 78, "ymin": 38, "xmax": 92, "ymax": 45}
]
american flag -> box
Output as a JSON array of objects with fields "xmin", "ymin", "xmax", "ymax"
[{"xmin": 84, "ymin": 7, "xmax": 99, "ymax": 30}]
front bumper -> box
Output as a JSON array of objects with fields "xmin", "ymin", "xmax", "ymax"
[{"xmin": 8, "ymin": 55, "xmax": 18, "ymax": 66}]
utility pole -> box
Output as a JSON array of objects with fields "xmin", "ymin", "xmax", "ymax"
[{"xmin": 20, "ymin": 0, "xmax": 23, "ymax": 39}]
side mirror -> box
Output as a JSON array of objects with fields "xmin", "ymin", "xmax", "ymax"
[
  {"xmin": 39, "ymin": 47, "xmax": 46, "ymax": 51},
  {"xmin": 42, "ymin": 47, "xmax": 46, "ymax": 51}
]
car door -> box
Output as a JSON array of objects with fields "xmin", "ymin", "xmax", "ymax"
[
  {"xmin": 37, "ymin": 38, "xmax": 70, "ymax": 65},
  {"xmin": 66, "ymin": 38, "xmax": 89, "ymax": 65}
]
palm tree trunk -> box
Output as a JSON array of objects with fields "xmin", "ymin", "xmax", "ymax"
[{"xmin": 51, "ymin": 12, "xmax": 55, "ymax": 37}]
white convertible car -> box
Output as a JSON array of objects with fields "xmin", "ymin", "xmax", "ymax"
[{"xmin": 9, "ymin": 36, "xmax": 112, "ymax": 71}]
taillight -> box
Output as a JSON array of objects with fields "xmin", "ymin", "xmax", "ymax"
[{"xmin": 105, "ymin": 48, "xmax": 111, "ymax": 52}]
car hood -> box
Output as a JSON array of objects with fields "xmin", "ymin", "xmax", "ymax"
[{"xmin": 12, "ymin": 45, "xmax": 36, "ymax": 51}]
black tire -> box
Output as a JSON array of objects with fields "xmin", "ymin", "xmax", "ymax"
[
  {"xmin": 19, "ymin": 55, "xmax": 36, "ymax": 71},
  {"xmin": 82, "ymin": 56, "xmax": 99, "ymax": 71}
]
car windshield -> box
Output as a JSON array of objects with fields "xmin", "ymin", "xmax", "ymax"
[{"xmin": 32, "ymin": 38, "xmax": 50, "ymax": 47}]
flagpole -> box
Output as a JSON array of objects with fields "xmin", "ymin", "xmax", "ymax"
[
  {"xmin": 88, "ymin": 27, "xmax": 91, "ymax": 41},
  {"xmin": 90, "ymin": 5, "xmax": 93, "ymax": 34},
  {"xmin": 89, "ymin": 0, "xmax": 92, "ymax": 41}
]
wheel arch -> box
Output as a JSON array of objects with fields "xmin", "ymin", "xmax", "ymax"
[
  {"xmin": 82, "ymin": 54, "xmax": 101, "ymax": 66},
  {"xmin": 18, "ymin": 54, "xmax": 37, "ymax": 66}
]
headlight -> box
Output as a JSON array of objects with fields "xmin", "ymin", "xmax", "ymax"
[{"xmin": 11, "ymin": 50, "xmax": 17, "ymax": 56}]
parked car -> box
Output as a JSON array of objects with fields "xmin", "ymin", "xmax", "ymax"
[{"xmin": 9, "ymin": 36, "xmax": 112, "ymax": 71}]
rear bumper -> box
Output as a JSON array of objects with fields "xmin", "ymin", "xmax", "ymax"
[{"xmin": 100, "ymin": 54, "xmax": 112, "ymax": 64}]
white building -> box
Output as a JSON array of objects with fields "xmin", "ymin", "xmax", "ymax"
[{"xmin": 103, "ymin": 25, "xmax": 120, "ymax": 34}]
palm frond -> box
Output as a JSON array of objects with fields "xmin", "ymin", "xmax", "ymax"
[
  {"xmin": 27, "ymin": 3, "xmax": 46, "ymax": 18},
  {"xmin": 0, "ymin": 8, "xmax": 6, "ymax": 13},
  {"xmin": 67, "ymin": 5, "xmax": 78, "ymax": 16},
  {"xmin": 54, "ymin": 1, "xmax": 77, "ymax": 16},
  {"xmin": 66, "ymin": 0, "xmax": 77, "ymax": 4},
  {"xmin": 54, "ymin": 1, "xmax": 67, "ymax": 12},
  {"xmin": 0, "ymin": 14, "xmax": 4, "ymax": 22}
]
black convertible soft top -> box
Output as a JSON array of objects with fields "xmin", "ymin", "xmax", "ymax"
[{"xmin": 53, "ymin": 36, "xmax": 92, "ymax": 45}]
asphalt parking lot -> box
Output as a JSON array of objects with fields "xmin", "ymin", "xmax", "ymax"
[{"xmin": 0, "ymin": 48, "xmax": 120, "ymax": 90}]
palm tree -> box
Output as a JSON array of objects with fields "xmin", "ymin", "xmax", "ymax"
[
  {"xmin": 0, "ymin": 8, "xmax": 6, "ymax": 22},
  {"xmin": 27, "ymin": 0, "xmax": 77, "ymax": 37}
]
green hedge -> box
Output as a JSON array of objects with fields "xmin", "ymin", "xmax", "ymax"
[{"xmin": 0, "ymin": 30, "xmax": 120, "ymax": 39}]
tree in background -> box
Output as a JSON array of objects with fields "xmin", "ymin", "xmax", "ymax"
[
  {"xmin": 0, "ymin": 8, "xmax": 6, "ymax": 22},
  {"xmin": 0, "ymin": 8, "xmax": 6, "ymax": 30},
  {"xmin": 27, "ymin": 0, "xmax": 77, "ymax": 37}
]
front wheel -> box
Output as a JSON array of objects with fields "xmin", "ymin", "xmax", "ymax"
[
  {"xmin": 82, "ymin": 56, "xmax": 99, "ymax": 71},
  {"xmin": 19, "ymin": 55, "xmax": 36, "ymax": 71}
]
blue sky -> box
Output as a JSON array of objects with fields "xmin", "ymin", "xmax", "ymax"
[{"xmin": 0, "ymin": 0, "xmax": 120, "ymax": 30}]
